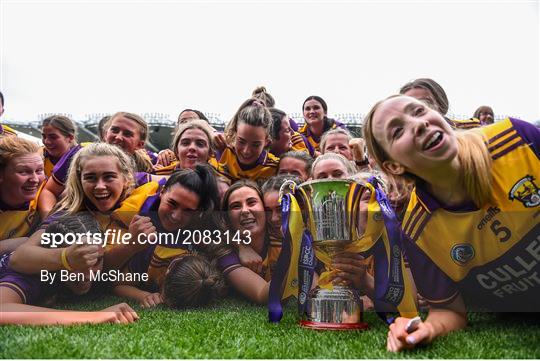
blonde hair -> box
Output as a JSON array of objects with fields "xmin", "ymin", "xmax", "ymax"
[
  {"xmin": 455, "ymin": 130, "xmax": 493, "ymax": 206},
  {"xmin": 107, "ymin": 111, "xmax": 149, "ymax": 143},
  {"xmin": 0, "ymin": 136, "xmax": 41, "ymax": 170},
  {"xmin": 363, "ymin": 95, "xmax": 493, "ymax": 207},
  {"xmin": 171, "ymin": 119, "xmax": 214, "ymax": 157},
  {"xmin": 320, "ymin": 128, "xmax": 353, "ymax": 154},
  {"xmin": 311, "ymin": 152, "xmax": 357, "ymax": 178},
  {"xmin": 53, "ymin": 143, "xmax": 136, "ymax": 215}
]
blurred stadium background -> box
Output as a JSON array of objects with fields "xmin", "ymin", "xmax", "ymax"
[{"xmin": 3, "ymin": 112, "xmax": 527, "ymax": 151}]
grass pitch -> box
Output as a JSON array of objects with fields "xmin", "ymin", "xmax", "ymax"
[{"xmin": 1, "ymin": 296, "xmax": 539, "ymax": 359}]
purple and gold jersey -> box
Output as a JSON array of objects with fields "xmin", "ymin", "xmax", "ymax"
[
  {"xmin": 153, "ymin": 161, "xmax": 179, "ymax": 176},
  {"xmin": 290, "ymin": 131, "xmax": 315, "ymax": 157},
  {"xmin": 0, "ymin": 124, "xmax": 17, "ymax": 137},
  {"xmin": 261, "ymin": 235, "xmax": 282, "ymax": 282},
  {"xmin": 451, "ymin": 118, "xmax": 482, "ymax": 130},
  {"xmin": 217, "ymin": 147, "xmax": 278, "ymax": 183},
  {"xmin": 0, "ymin": 186, "xmax": 42, "ymax": 240},
  {"xmin": 50, "ymin": 144, "xmax": 89, "ymax": 186},
  {"xmin": 0, "ymin": 252, "xmax": 45, "ymax": 304},
  {"xmin": 126, "ymin": 233, "xmax": 242, "ymax": 291},
  {"xmin": 298, "ymin": 119, "xmax": 346, "ymax": 151},
  {"xmin": 401, "ymin": 118, "xmax": 540, "ymax": 311},
  {"xmin": 153, "ymin": 157, "xmax": 219, "ymax": 176}
]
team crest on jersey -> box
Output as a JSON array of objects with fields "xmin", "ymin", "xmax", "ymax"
[
  {"xmin": 450, "ymin": 243, "xmax": 475, "ymax": 266},
  {"xmin": 509, "ymin": 175, "xmax": 540, "ymax": 208}
]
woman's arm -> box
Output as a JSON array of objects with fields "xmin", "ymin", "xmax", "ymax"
[
  {"xmin": 226, "ymin": 266, "xmax": 269, "ymax": 304},
  {"xmin": 387, "ymin": 295, "xmax": 467, "ymax": 352},
  {"xmin": 9, "ymin": 229, "xmax": 101, "ymax": 274},
  {"xmin": 0, "ymin": 237, "xmax": 28, "ymax": 254},
  {"xmin": 237, "ymin": 244, "xmax": 263, "ymax": 274},
  {"xmin": 37, "ymin": 178, "xmax": 64, "ymax": 220},
  {"xmin": 103, "ymin": 215, "xmax": 155, "ymax": 271},
  {"xmin": 0, "ymin": 287, "xmax": 138, "ymax": 325}
]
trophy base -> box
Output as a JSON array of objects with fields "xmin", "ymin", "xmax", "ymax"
[{"xmin": 299, "ymin": 320, "xmax": 369, "ymax": 331}]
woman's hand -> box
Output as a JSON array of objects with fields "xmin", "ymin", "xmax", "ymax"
[
  {"xmin": 238, "ymin": 244, "xmax": 263, "ymax": 275},
  {"xmin": 331, "ymin": 252, "xmax": 368, "ymax": 289},
  {"xmin": 387, "ymin": 298, "xmax": 467, "ymax": 352},
  {"xmin": 213, "ymin": 132, "xmax": 227, "ymax": 152},
  {"xmin": 128, "ymin": 215, "xmax": 157, "ymax": 243},
  {"xmin": 96, "ymin": 303, "xmax": 139, "ymax": 324},
  {"xmin": 140, "ymin": 292, "xmax": 164, "ymax": 308},
  {"xmin": 156, "ymin": 149, "xmax": 176, "ymax": 168},
  {"xmin": 387, "ymin": 316, "xmax": 433, "ymax": 352},
  {"xmin": 65, "ymin": 242, "xmax": 101, "ymax": 270}
]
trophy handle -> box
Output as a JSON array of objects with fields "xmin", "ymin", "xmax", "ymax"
[{"xmin": 278, "ymin": 179, "xmax": 297, "ymax": 202}]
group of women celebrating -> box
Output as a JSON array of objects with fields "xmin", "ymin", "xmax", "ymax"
[{"xmin": 0, "ymin": 81, "xmax": 538, "ymax": 352}]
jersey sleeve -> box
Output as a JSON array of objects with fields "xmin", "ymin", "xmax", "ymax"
[
  {"xmin": 402, "ymin": 236, "xmax": 460, "ymax": 305},
  {"xmin": 216, "ymin": 251, "xmax": 242, "ymax": 276},
  {"xmin": 51, "ymin": 145, "xmax": 82, "ymax": 186},
  {"xmin": 509, "ymin": 117, "xmax": 540, "ymax": 159}
]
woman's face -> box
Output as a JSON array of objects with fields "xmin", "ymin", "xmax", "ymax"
[
  {"xmin": 263, "ymin": 191, "xmax": 281, "ymax": 238},
  {"xmin": 272, "ymin": 116, "xmax": 292, "ymax": 155},
  {"xmin": 64, "ymin": 236, "xmax": 104, "ymax": 295},
  {"xmin": 178, "ymin": 111, "xmax": 200, "ymax": 124},
  {"xmin": 312, "ymin": 159, "xmax": 349, "ymax": 180},
  {"xmin": 42, "ymin": 124, "xmax": 73, "ymax": 159},
  {"xmin": 227, "ymin": 186, "xmax": 266, "ymax": 235},
  {"xmin": 176, "ymin": 128, "xmax": 211, "ymax": 169},
  {"xmin": 105, "ymin": 116, "xmax": 145, "ymax": 154},
  {"xmin": 402, "ymin": 87, "xmax": 441, "ymax": 114},
  {"xmin": 0, "ymin": 153, "xmax": 45, "ymax": 207},
  {"xmin": 477, "ymin": 108, "xmax": 494, "ymax": 124},
  {"xmin": 303, "ymin": 99, "xmax": 326, "ymax": 128},
  {"xmin": 235, "ymin": 122, "xmax": 267, "ymax": 166},
  {"xmin": 323, "ymin": 133, "xmax": 353, "ymax": 160},
  {"xmin": 371, "ymin": 96, "xmax": 457, "ymax": 178},
  {"xmin": 81, "ymin": 156, "xmax": 126, "ymax": 213},
  {"xmin": 278, "ymin": 157, "xmax": 310, "ymax": 182},
  {"xmin": 158, "ymin": 184, "xmax": 200, "ymax": 232}
]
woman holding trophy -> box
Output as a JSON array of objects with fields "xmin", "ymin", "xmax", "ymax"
[{"xmin": 362, "ymin": 95, "xmax": 539, "ymax": 351}]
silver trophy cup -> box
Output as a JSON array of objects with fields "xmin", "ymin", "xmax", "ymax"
[{"xmin": 296, "ymin": 178, "xmax": 368, "ymax": 330}]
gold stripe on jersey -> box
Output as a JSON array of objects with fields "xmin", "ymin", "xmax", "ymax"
[
  {"xmin": 0, "ymin": 183, "xmax": 44, "ymax": 240},
  {"xmin": 147, "ymin": 246, "xmax": 189, "ymax": 288},
  {"xmin": 262, "ymin": 236, "xmax": 282, "ymax": 281},
  {"xmin": 217, "ymin": 147, "xmax": 278, "ymax": 183},
  {"xmin": 290, "ymin": 132, "xmax": 310, "ymax": 153},
  {"xmin": 43, "ymin": 157, "xmax": 55, "ymax": 178},
  {"xmin": 406, "ymin": 118, "xmax": 539, "ymax": 284},
  {"xmin": 451, "ymin": 118, "xmax": 481, "ymax": 129},
  {"xmin": 485, "ymin": 122, "xmax": 526, "ymax": 161},
  {"xmin": 154, "ymin": 161, "xmax": 179, "ymax": 175},
  {"xmin": 0, "ymin": 125, "xmax": 18, "ymax": 136}
]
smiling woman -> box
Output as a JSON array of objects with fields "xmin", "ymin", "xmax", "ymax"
[
  {"xmin": 217, "ymin": 103, "xmax": 278, "ymax": 183},
  {"xmin": 362, "ymin": 94, "xmax": 540, "ymax": 352},
  {"xmin": 299, "ymin": 95, "xmax": 346, "ymax": 151},
  {"xmin": 8, "ymin": 143, "xmax": 160, "ymax": 274},
  {"xmin": 0, "ymin": 137, "xmax": 45, "ymax": 246},
  {"xmin": 40, "ymin": 115, "xmax": 77, "ymax": 177}
]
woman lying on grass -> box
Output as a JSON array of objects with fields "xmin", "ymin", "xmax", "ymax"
[
  {"xmin": 111, "ymin": 165, "xmax": 229, "ymax": 308},
  {"xmin": 9, "ymin": 143, "xmax": 164, "ymax": 273},
  {"xmin": 112, "ymin": 165, "xmax": 279, "ymax": 308},
  {"xmin": 0, "ymin": 213, "xmax": 138, "ymax": 325},
  {"xmin": 363, "ymin": 94, "xmax": 539, "ymax": 351}
]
